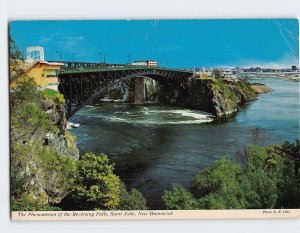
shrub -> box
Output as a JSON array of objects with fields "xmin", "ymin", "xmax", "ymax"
[
  {"xmin": 71, "ymin": 153, "xmax": 122, "ymax": 210},
  {"xmin": 162, "ymin": 143, "xmax": 300, "ymax": 210},
  {"xmin": 43, "ymin": 89, "xmax": 65, "ymax": 104},
  {"xmin": 163, "ymin": 184, "xmax": 199, "ymax": 210},
  {"xmin": 119, "ymin": 183, "xmax": 148, "ymax": 210}
]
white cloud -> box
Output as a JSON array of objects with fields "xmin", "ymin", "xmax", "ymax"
[
  {"xmin": 214, "ymin": 54, "xmax": 299, "ymax": 69},
  {"xmin": 65, "ymin": 36, "xmax": 85, "ymax": 46},
  {"xmin": 237, "ymin": 54, "xmax": 299, "ymax": 69},
  {"xmin": 156, "ymin": 45, "xmax": 184, "ymax": 52},
  {"xmin": 40, "ymin": 37, "xmax": 51, "ymax": 44},
  {"xmin": 39, "ymin": 33, "xmax": 59, "ymax": 44}
]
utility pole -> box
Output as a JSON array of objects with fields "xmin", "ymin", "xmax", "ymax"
[
  {"xmin": 164, "ymin": 57, "xmax": 168, "ymax": 67},
  {"xmin": 193, "ymin": 66, "xmax": 196, "ymax": 78},
  {"xmin": 97, "ymin": 52, "xmax": 102, "ymax": 63},
  {"xmin": 127, "ymin": 53, "xmax": 132, "ymax": 65},
  {"xmin": 72, "ymin": 52, "xmax": 76, "ymax": 62},
  {"xmin": 56, "ymin": 51, "xmax": 62, "ymax": 61},
  {"xmin": 103, "ymin": 54, "xmax": 107, "ymax": 63}
]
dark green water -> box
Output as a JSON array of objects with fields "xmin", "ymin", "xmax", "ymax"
[{"xmin": 69, "ymin": 78, "xmax": 299, "ymax": 209}]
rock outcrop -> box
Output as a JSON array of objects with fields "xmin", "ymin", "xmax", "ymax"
[
  {"xmin": 251, "ymin": 82, "xmax": 273, "ymax": 94},
  {"xmin": 91, "ymin": 76, "xmax": 267, "ymax": 118},
  {"xmin": 11, "ymin": 93, "xmax": 79, "ymax": 207},
  {"xmin": 157, "ymin": 78, "xmax": 259, "ymax": 117},
  {"xmin": 43, "ymin": 98, "xmax": 79, "ymax": 160}
]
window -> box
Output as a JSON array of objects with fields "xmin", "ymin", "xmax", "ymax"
[
  {"xmin": 29, "ymin": 50, "xmax": 41, "ymax": 60},
  {"xmin": 46, "ymin": 75, "xmax": 56, "ymax": 78},
  {"xmin": 43, "ymin": 69, "xmax": 59, "ymax": 78}
]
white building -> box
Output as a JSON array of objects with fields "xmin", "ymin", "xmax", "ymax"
[
  {"xmin": 26, "ymin": 46, "xmax": 44, "ymax": 61},
  {"xmin": 221, "ymin": 68, "xmax": 237, "ymax": 79},
  {"xmin": 200, "ymin": 67, "xmax": 206, "ymax": 72}
]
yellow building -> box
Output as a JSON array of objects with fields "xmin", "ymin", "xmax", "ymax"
[{"xmin": 11, "ymin": 60, "xmax": 64, "ymax": 90}]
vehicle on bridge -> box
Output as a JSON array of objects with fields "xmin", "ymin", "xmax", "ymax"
[{"xmin": 130, "ymin": 60, "xmax": 158, "ymax": 67}]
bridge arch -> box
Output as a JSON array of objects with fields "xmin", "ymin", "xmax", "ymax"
[{"xmin": 58, "ymin": 67, "xmax": 193, "ymax": 118}]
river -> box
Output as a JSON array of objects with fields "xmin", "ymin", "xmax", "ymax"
[{"xmin": 69, "ymin": 78, "xmax": 299, "ymax": 209}]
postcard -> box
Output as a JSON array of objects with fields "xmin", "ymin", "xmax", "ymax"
[{"xmin": 9, "ymin": 19, "xmax": 300, "ymax": 220}]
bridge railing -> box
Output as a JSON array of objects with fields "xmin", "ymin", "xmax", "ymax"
[
  {"xmin": 59, "ymin": 65, "xmax": 193, "ymax": 74},
  {"xmin": 60, "ymin": 65, "xmax": 152, "ymax": 73}
]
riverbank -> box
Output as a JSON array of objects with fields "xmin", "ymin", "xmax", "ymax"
[
  {"xmin": 70, "ymin": 77, "xmax": 299, "ymax": 209},
  {"xmin": 251, "ymin": 83, "xmax": 273, "ymax": 93},
  {"xmin": 157, "ymin": 78, "xmax": 260, "ymax": 117}
]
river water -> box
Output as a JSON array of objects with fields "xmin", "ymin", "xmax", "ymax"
[{"xmin": 69, "ymin": 78, "xmax": 299, "ymax": 209}]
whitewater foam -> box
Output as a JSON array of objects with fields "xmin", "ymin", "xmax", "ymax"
[{"xmin": 82, "ymin": 106, "xmax": 214, "ymax": 125}]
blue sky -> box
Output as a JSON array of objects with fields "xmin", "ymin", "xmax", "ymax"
[{"xmin": 10, "ymin": 19, "xmax": 299, "ymax": 68}]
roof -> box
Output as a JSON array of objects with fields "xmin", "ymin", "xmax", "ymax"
[
  {"xmin": 23, "ymin": 60, "xmax": 64, "ymax": 72},
  {"xmin": 12, "ymin": 60, "xmax": 64, "ymax": 78}
]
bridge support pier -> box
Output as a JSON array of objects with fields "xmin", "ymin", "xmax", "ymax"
[
  {"xmin": 128, "ymin": 77, "xmax": 145, "ymax": 104},
  {"xmin": 134, "ymin": 77, "xmax": 145, "ymax": 104}
]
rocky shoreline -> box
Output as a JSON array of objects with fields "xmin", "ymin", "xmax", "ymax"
[
  {"xmin": 156, "ymin": 78, "xmax": 270, "ymax": 117},
  {"xmin": 96, "ymin": 78, "xmax": 271, "ymax": 118},
  {"xmin": 251, "ymin": 82, "xmax": 273, "ymax": 94}
]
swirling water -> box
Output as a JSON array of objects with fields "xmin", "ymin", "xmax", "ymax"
[{"xmin": 69, "ymin": 78, "xmax": 299, "ymax": 209}]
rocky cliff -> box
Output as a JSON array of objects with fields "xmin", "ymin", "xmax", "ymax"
[
  {"xmin": 11, "ymin": 88, "xmax": 79, "ymax": 208},
  {"xmin": 157, "ymin": 78, "xmax": 259, "ymax": 117},
  {"xmin": 91, "ymin": 76, "xmax": 267, "ymax": 118},
  {"xmin": 43, "ymin": 97, "xmax": 79, "ymax": 160}
]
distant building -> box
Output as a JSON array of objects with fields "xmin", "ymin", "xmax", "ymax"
[
  {"xmin": 254, "ymin": 67, "xmax": 262, "ymax": 72},
  {"xmin": 292, "ymin": 65, "xmax": 297, "ymax": 71},
  {"xmin": 26, "ymin": 46, "xmax": 45, "ymax": 61},
  {"xmin": 211, "ymin": 68, "xmax": 239, "ymax": 79},
  {"xmin": 235, "ymin": 67, "xmax": 242, "ymax": 74},
  {"xmin": 11, "ymin": 60, "xmax": 64, "ymax": 90},
  {"xmin": 200, "ymin": 67, "xmax": 206, "ymax": 73}
]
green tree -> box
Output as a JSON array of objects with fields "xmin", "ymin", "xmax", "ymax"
[
  {"xmin": 191, "ymin": 157, "xmax": 246, "ymax": 209},
  {"xmin": 163, "ymin": 143, "xmax": 299, "ymax": 210},
  {"xmin": 163, "ymin": 184, "xmax": 199, "ymax": 210},
  {"xmin": 61, "ymin": 156, "xmax": 149, "ymax": 210},
  {"xmin": 240, "ymin": 146, "xmax": 286, "ymax": 208},
  {"xmin": 119, "ymin": 183, "xmax": 148, "ymax": 210},
  {"xmin": 71, "ymin": 153, "xmax": 122, "ymax": 210},
  {"xmin": 190, "ymin": 157, "xmax": 242, "ymax": 199},
  {"xmin": 10, "ymin": 78, "xmax": 56, "ymax": 146},
  {"xmin": 9, "ymin": 36, "xmax": 24, "ymax": 83},
  {"xmin": 269, "ymin": 140, "xmax": 300, "ymax": 208},
  {"xmin": 9, "ymin": 36, "xmax": 24, "ymax": 60},
  {"xmin": 271, "ymin": 140, "xmax": 300, "ymax": 174}
]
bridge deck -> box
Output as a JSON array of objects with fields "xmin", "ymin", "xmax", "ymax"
[{"xmin": 59, "ymin": 66, "xmax": 193, "ymax": 75}]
